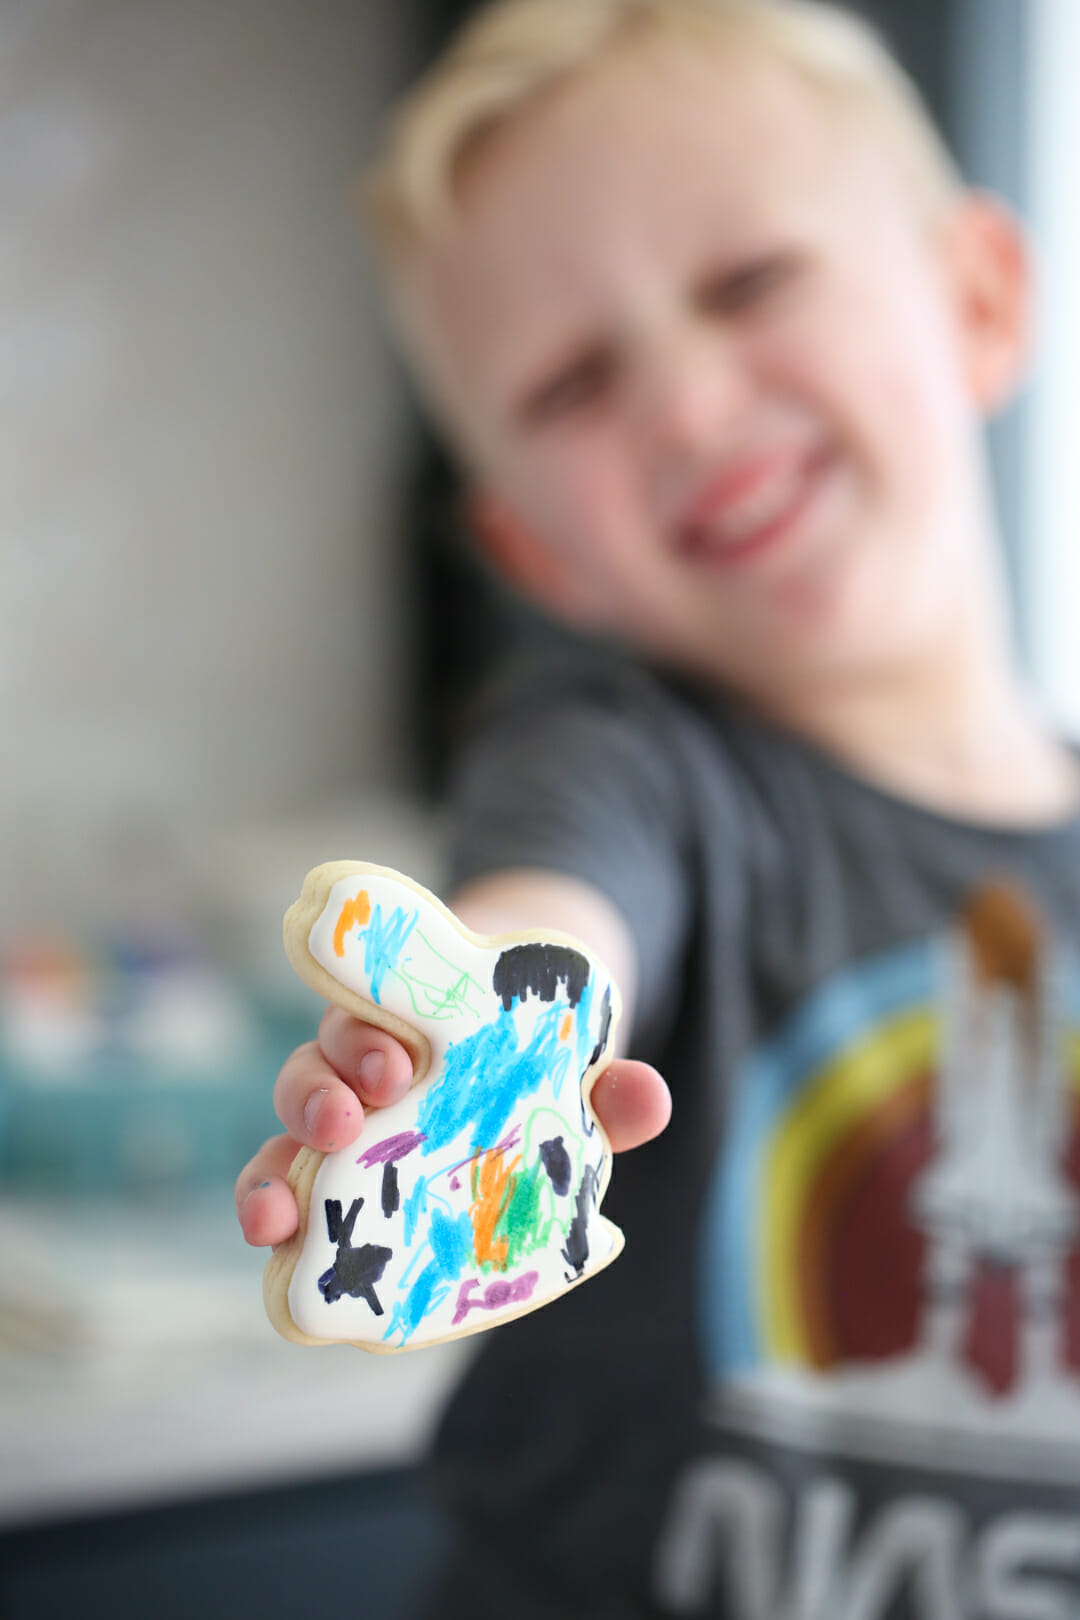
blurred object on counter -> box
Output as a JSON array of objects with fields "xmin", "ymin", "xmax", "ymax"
[
  {"xmin": 0, "ymin": 930, "xmax": 307, "ymax": 1196},
  {"xmin": 0, "ymin": 797, "xmax": 444, "ymax": 1195},
  {"xmin": 1, "ymin": 935, "xmax": 253, "ymax": 1075},
  {"xmin": 0, "ymin": 943, "xmax": 102, "ymax": 1072}
]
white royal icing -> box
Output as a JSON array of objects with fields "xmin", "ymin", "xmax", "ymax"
[{"xmin": 286, "ymin": 870, "xmax": 622, "ymax": 1348}]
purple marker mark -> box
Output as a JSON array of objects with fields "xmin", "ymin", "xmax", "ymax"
[
  {"xmin": 451, "ymin": 1270, "xmax": 540, "ymax": 1326},
  {"xmin": 357, "ymin": 1130, "xmax": 427, "ymax": 1168},
  {"xmin": 444, "ymin": 1122, "xmax": 526, "ymax": 1186}
]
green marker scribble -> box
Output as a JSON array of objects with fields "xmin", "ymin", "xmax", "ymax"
[
  {"xmin": 481, "ymin": 1104, "xmax": 591, "ymax": 1273},
  {"xmin": 489, "ymin": 1160, "xmax": 556, "ymax": 1271},
  {"xmin": 416, "ymin": 930, "xmax": 486, "ymax": 1006},
  {"xmin": 523, "ymin": 1106, "xmax": 585, "ymax": 1169},
  {"xmin": 378, "ymin": 931, "xmax": 486, "ymax": 1023}
]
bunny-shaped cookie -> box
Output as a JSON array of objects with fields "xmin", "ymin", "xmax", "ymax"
[{"xmin": 264, "ymin": 862, "xmax": 624, "ymax": 1351}]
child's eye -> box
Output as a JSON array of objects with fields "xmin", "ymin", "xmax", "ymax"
[
  {"xmin": 694, "ymin": 253, "xmax": 803, "ymax": 317},
  {"xmin": 516, "ymin": 348, "xmax": 617, "ymax": 426}
]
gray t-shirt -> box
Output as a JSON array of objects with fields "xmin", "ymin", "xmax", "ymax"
[{"xmin": 424, "ymin": 655, "xmax": 1080, "ymax": 1620}]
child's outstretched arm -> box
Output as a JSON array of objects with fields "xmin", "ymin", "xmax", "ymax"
[{"xmin": 236, "ymin": 868, "xmax": 672, "ymax": 1251}]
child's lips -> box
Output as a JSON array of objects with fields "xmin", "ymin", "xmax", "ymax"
[{"xmin": 674, "ymin": 448, "xmax": 832, "ymax": 570}]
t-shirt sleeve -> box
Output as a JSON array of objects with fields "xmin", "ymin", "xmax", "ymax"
[{"xmin": 446, "ymin": 661, "xmax": 698, "ymax": 1053}]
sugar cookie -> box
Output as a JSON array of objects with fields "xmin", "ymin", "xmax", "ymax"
[{"xmin": 263, "ymin": 861, "xmax": 624, "ymax": 1350}]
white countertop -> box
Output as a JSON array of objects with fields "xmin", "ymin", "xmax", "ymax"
[{"xmin": 0, "ymin": 1193, "xmax": 471, "ymax": 1528}]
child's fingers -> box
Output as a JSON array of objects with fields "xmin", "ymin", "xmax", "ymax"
[
  {"xmin": 590, "ymin": 1059, "xmax": 671, "ymax": 1153},
  {"xmin": 272, "ymin": 1038, "xmax": 370, "ymax": 1153},
  {"xmin": 250, "ymin": 1016, "xmax": 415, "ymax": 1245},
  {"xmin": 236, "ymin": 1134, "xmax": 302, "ymax": 1246},
  {"xmin": 317, "ymin": 1006, "xmax": 415, "ymax": 1107},
  {"xmin": 271, "ymin": 1015, "xmax": 413, "ymax": 1155}
]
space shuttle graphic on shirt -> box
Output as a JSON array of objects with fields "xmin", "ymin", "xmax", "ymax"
[
  {"xmin": 699, "ymin": 879, "xmax": 1080, "ymax": 1459},
  {"xmin": 912, "ymin": 883, "xmax": 1079, "ymax": 1397}
]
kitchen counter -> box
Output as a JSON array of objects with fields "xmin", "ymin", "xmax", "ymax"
[{"xmin": 0, "ymin": 1192, "xmax": 470, "ymax": 1529}]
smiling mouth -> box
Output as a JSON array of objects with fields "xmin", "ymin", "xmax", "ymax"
[{"xmin": 675, "ymin": 448, "xmax": 833, "ymax": 570}]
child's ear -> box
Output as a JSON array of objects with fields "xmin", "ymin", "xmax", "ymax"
[
  {"xmin": 467, "ymin": 490, "xmax": 603, "ymax": 625},
  {"xmin": 941, "ymin": 193, "xmax": 1032, "ymax": 415}
]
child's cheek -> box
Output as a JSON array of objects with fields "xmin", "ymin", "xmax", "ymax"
[
  {"xmin": 802, "ymin": 300, "xmax": 959, "ymax": 511},
  {"xmin": 527, "ymin": 440, "xmax": 640, "ymax": 564}
]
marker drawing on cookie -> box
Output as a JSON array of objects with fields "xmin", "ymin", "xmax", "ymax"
[{"xmin": 263, "ymin": 861, "xmax": 624, "ymax": 1351}]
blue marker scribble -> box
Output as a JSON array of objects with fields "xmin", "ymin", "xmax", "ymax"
[
  {"xmin": 398, "ymin": 1240, "xmax": 426, "ymax": 1291},
  {"xmin": 385, "ymin": 1268, "xmax": 449, "ymax": 1343},
  {"xmin": 403, "ymin": 1176, "xmax": 428, "ymax": 1248},
  {"xmin": 429, "ymin": 1206, "xmax": 473, "ymax": 1275},
  {"xmin": 362, "ymin": 904, "xmax": 418, "ymax": 1004},
  {"xmin": 417, "ymin": 1003, "xmax": 570, "ymax": 1155},
  {"xmin": 385, "ymin": 1206, "xmax": 474, "ymax": 1344}
]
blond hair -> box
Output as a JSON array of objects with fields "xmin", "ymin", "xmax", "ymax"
[{"xmin": 365, "ymin": 0, "xmax": 963, "ymax": 260}]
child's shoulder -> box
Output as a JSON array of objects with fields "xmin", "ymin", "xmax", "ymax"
[{"xmin": 450, "ymin": 647, "xmax": 838, "ymax": 870}]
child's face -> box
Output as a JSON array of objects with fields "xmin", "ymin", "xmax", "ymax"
[{"xmin": 401, "ymin": 43, "xmax": 1025, "ymax": 696}]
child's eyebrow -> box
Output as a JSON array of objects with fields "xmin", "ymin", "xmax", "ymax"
[
  {"xmin": 684, "ymin": 240, "xmax": 810, "ymax": 312},
  {"xmin": 511, "ymin": 337, "xmax": 616, "ymax": 426}
]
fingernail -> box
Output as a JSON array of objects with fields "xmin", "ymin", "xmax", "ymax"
[
  {"xmin": 304, "ymin": 1087, "xmax": 329, "ymax": 1136},
  {"xmin": 358, "ymin": 1050, "xmax": 386, "ymax": 1092}
]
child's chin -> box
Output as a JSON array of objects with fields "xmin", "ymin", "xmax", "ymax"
[{"xmin": 764, "ymin": 526, "xmax": 893, "ymax": 642}]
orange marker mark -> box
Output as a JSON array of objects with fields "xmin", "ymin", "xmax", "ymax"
[
  {"xmin": 470, "ymin": 1147, "xmax": 519, "ymax": 1270},
  {"xmin": 333, "ymin": 890, "xmax": 371, "ymax": 957},
  {"xmin": 559, "ymin": 1013, "xmax": 573, "ymax": 1041}
]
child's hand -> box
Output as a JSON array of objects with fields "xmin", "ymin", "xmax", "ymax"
[{"xmin": 235, "ymin": 1003, "xmax": 671, "ymax": 1249}]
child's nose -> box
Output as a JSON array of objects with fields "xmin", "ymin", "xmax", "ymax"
[{"xmin": 629, "ymin": 326, "xmax": 750, "ymax": 459}]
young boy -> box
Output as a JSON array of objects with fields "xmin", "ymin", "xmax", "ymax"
[{"xmin": 237, "ymin": 1, "xmax": 1080, "ymax": 1614}]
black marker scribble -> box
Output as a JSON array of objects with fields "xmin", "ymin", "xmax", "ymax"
[
  {"xmin": 319, "ymin": 1197, "xmax": 393, "ymax": 1314},
  {"xmin": 587, "ymin": 986, "xmax": 613, "ymax": 1068},
  {"xmin": 493, "ymin": 943, "xmax": 590, "ymax": 1010},
  {"xmin": 540, "ymin": 1136, "xmax": 573, "ymax": 1197},
  {"xmin": 562, "ymin": 1165, "xmax": 600, "ymax": 1277},
  {"xmin": 381, "ymin": 1162, "xmax": 400, "ymax": 1218}
]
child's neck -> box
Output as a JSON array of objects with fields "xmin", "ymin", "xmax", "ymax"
[{"xmin": 760, "ymin": 611, "xmax": 1080, "ymax": 828}]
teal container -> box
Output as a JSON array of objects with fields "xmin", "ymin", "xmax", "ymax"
[{"xmin": 0, "ymin": 1005, "xmax": 315, "ymax": 1196}]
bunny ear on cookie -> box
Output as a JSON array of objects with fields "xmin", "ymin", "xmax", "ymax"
[
  {"xmin": 282, "ymin": 861, "xmax": 434, "ymax": 1079},
  {"xmin": 266, "ymin": 860, "xmax": 624, "ymax": 1353}
]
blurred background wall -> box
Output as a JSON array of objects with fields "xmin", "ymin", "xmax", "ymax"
[
  {"xmin": 1019, "ymin": 0, "xmax": 1080, "ymax": 737},
  {"xmin": 0, "ymin": 0, "xmax": 422, "ymax": 939}
]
